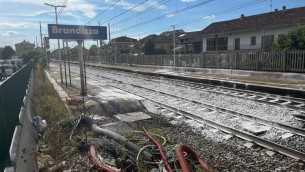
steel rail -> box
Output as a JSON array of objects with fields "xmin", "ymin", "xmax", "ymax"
[
  {"xmin": 153, "ymin": 100, "xmax": 305, "ymax": 161},
  {"xmin": 93, "ymin": 67, "xmax": 305, "ymax": 111},
  {"xmin": 92, "ymin": 73, "xmax": 305, "ymax": 138}
]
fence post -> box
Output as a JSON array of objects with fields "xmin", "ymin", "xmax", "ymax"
[
  {"xmin": 234, "ymin": 51, "xmax": 237, "ymax": 69},
  {"xmin": 190, "ymin": 53, "xmax": 193, "ymax": 67},
  {"xmin": 282, "ymin": 51, "xmax": 286, "ymax": 72},
  {"xmin": 202, "ymin": 53, "xmax": 205, "ymax": 68},
  {"xmin": 256, "ymin": 51, "xmax": 259, "ymax": 71},
  {"xmin": 154, "ymin": 55, "xmax": 156, "ymax": 66}
]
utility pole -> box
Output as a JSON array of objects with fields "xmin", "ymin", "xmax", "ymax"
[
  {"xmin": 36, "ymin": 35, "xmax": 38, "ymax": 49},
  {"xmin": 39, "ymin": 22, "xmax": 43, "ymax": 51},
  {"xmin": 172, "ymin": 25, "xmax": 176, "ymax": 68},
  {"xmin": 97, "ymin": 21, "xmax": 100, "ymax": 63},
  {"xmin": 63, "ymin": 41, "xmax": 67, "ymax": 88},
  {"xmin": 114, "ymin": 39, "xmax": 117, "ymax": 64},
  {"xmin": 108, "ymin": 23, "xmax": 111, "ymax": 41},
  {"xmin": 77, "ymin": 40, "xmax": 86, "ymax": 96},
  {"xmin": 66, "ymin": 41, "xmax": 71, "ymax": 86},
  {"xmin": 45, "ymin": 3, "xmax": 66, "ymax": 83}
]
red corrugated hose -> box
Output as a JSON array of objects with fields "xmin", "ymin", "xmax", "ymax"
[
  {"xmin": 176, "ymin": 144, "xmax": 210, "ymax": 172},
  {"xmin": 142, "ymin": 126, "xmax": 174, "ymax": 172},
  {"xmin": 88, "ymin": 145, "xmax": 116, "ymax": 172}
]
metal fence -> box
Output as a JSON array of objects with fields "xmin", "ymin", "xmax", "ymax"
[
  {"xmin": 100, "ymin": 50, "xmax": 305, "ymax": 73},
  {"xmin": 0, "ymin": 61, "xmax": 33, "ymax": 171}
]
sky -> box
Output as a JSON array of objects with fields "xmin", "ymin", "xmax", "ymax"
[{"xmin": 0, "ymin": 0, "xmax": 304, "ymax": 50}]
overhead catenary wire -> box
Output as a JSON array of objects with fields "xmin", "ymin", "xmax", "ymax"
[
  {"xmin": 87, "ymin": 0, "xmax": 121, "ymax": 24},
  {"xmin": 52, "ymin": 0, "xmax": 69, "ymax": 24},
  {"xmin": 58, "ymin": 0, "xmax": 69, "ymax": 16},
  {"xmin": 111, "ymin": 0, "xmax": 171, "ymax": 26},
  {"xmin": 126, "ymin": 0, "xmax": 267, "ymax": 38},
  {"xmin": 112, "ymin": 0, "xmax": 215, "ymax": 34},
  {"xmin": 101, "ymin": 0, "xmax": 149, "ymax": 25}
]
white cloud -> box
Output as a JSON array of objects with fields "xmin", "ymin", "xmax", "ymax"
[
  {"xmin": 2, "ymin": 10, "xmax": 51, "ymax": 17},
  {"xmin": 181, "ymin": 0, "xmax": 197, "ymax": 2},
  {"xmin": 67, "ymin": 0, "xmax": 97, "ymax": 18},
  {"xmin": 166, "ymin": 14, "xmax": 175, "ymax": 18},
  {"xmin": 203, "ymin": 15, "xmax": 216, "ymax": 19},
  {"xmin": 60, "ymin": 12, "xmax": 83, "ymax": 19},
  {"xmin": 1, "ymin": 31, "xmax": 18, "ymax": 37},
  {"xmin": 147, "ymin": 0, "xmax": 166, "ymax": 10},
  {"xmin": 0, "ymin": 23, "xmax": 27, "ymax": 28},
  {"xmin": 1, "ymin": 0, "xmax": 98, "ymax": 18}
]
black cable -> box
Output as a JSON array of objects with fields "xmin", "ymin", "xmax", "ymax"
[
  {"xmin": 123, "ymin": 0, "xmax": 267, "ymax": 38},
  {"xmin": 52, "ymin": 0, "xmax": 69, "ymax": 24},
  {"xmin": 111, "ymin": 0, "xmax": 171, "ymax": 26},
  {"xmin": 87, "ymin": 0, "xmax": 121, "ymax": 24},
  {"xmin": 112, "ymin": 0, "xmax": 215, "ymax": 34},
  {"xmin": 101, "ymin": 0, "xmax": 149, "ymax": 25}
]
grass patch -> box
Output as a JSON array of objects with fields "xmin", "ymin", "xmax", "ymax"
[
  {"xmin": 34, "ymin": 69, "xmax": 69, "ymax": 122},
  {"xmin": 33, "ymin": 69, "xmax": 72, "ymax": 166}
]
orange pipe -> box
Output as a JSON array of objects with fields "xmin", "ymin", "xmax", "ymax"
[
  {"xmin": 142, "ymin": 126, "xmax": 174, "ymax": 172},
  {"xmin": 176, "ymin": 144, "xmax": 210, "ymax": 172},
  {"xmin": 88, "ymin": 145, "xmax": 116, "ymax": 172}
]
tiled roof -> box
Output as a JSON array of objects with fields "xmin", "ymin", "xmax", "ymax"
[
  {"xmin": 111, "ymin": 36, "xmax": 137, "ymax": 43},
  {"xmin": 202, "ymin": 6, "xmax": 305, "ymax": 35},
  {"xmin": 179, "ymin": 31, "xmax": 202, "ymax": 43},
  {"xmin": 15, "ymin": 40, "xmax": 35, "ymax": 46}
]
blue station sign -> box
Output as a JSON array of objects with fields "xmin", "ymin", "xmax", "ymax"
[{"xmin": 48, "ymin": 24, "xmax": 107, "ymax": 40}]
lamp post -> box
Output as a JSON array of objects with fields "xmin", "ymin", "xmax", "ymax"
[
  {"xmin": 43, "ymin": 34, "xmax": 49, "ymax": 68},
  {"xmin": 45, "ymin": 3, "xmax": 66, "ymax": 83}
]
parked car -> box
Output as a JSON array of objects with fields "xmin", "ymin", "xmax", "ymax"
[
  {"xmin": 3, "ymin": 65, "xmax": 14, "ymax": 76},
  {"xmin": 0, "ymin": 65, "xmax": 14, "ymax": 79}
]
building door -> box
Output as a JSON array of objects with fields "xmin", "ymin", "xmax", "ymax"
[
  {"xmin": 262, "ymin": 35, "xmax": 274, "ymax": 50},
  {"xmin": 235, "ymin": 38, "xmax": 240, "ymax": 50}
]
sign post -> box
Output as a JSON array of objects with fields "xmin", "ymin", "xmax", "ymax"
[
  {"xmin": 48, "ymin": 24, "xmax": 107, "ymax": 95},
  {"xmin": 77, "ymin": 40, "xmax": 86, "ymax": 96}
]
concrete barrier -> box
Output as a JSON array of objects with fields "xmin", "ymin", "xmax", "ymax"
[{"xmin": 4, "ymin": 72, "xmax": 39, "ymax": 172}]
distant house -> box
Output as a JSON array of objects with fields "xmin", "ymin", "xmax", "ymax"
[
  {"xmin": 69, "ymin": 47, "xmax": 89, "ymax": 61},
  {"xmin": 109, "ymin": 36, "xmax": 137, "ymax": 54},
  {"xmin": 178, "ymin": 31, "xmax": 202, "ymax": 54},
  {"xmin": 50, "ymin": 47, "xmax": 71, "ymax": 60},
  {"xmin": 0, "ymin": 47, "xmax": 4, "ymax": 59},
  {"xmin": 202, "ymin": 6, "xmax": 305, "ymax": 52},
  {"xmin": 136, "ymin": 30, "xmax": 185, "ymax": 54},
  {"xmin": 15, "ymin": 40, "xmax": 35, "ymax": 57}
]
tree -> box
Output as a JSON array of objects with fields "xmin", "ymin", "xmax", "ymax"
[
  {"xmin": 143, "ymin": 39, "xmax": 155, "ymax": 55},
  {"xmin": 22, "ymin": 50, "xmax": 46, "ymax": 67},
  {"xmin": 1, "ymin": 46, "xmax": 15, "ymax": 59},
  {"xmin": 89, "ymin": 45, "xmax": 98, "ymax": 56},
  {"xmin": 272, "ymin": 25, "xmax": 305, "ymax": 51}
]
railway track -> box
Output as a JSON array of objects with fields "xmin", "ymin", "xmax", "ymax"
[
  {"xmin": 92, "ymin": 67, "xmax": 305, "ymax": 112},
  {"xmin": 69, "ymin": 65, "xmax": 305, "ymax": 161}
]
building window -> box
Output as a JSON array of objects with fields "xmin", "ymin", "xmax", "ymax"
[
  {"xmin": 251, "ymin": 36, "xmax": 256, "ymax": 45},
  {"xmin": 206, "ymin": 38, "xmax": 216, "ymax": 51},
  {"xmin": 206, "ymin": 37, "xmax": 228, "ymax": 51},
  {"xmin": 217, "ymin": 37, "xmax": 228, "ymax": 51}
]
